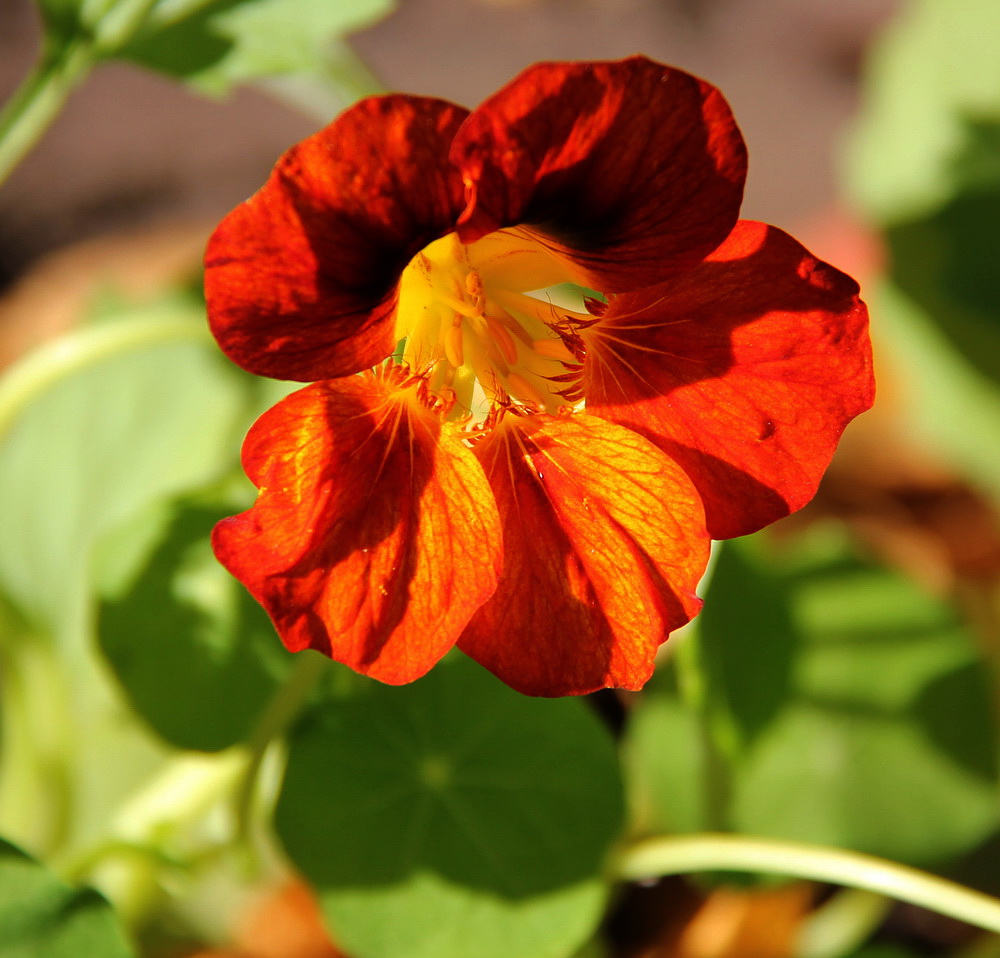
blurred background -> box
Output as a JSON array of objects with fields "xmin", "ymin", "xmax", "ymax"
[
  {"xmin": 0, "ymin": 0, "xmax": 898, "ymax": 292},
  {"xmin": 5, "ymin": 1, "xmax": 1000, "ymax": 956}
]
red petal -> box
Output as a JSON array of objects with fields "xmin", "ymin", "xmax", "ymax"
[
  {"xmin": 213, "ymin": 372, "xmax": 502, "ymax": 684},
  {"xmin": 583, "ymin": 221, "xmax": 875, "ymax": 539},
  {"xmin": 205, "ymin": 96, "xmax": 468, "ymax": 382},
  {"xmin": 459, "ymin": 412, "xmax": 709, "ymax": 696},
  {"xmin": 451, "ymin": 56, "xmax": 746, "ymax": 291}
]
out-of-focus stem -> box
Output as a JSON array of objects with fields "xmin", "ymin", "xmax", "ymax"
[
  {"xmin": 616, "ymin": 833, "xmax": 1000, "ymax": 936},
  {"xmin": 234, "ymin": 651, "xmax": 329, "ymax": 846},
  {"xmin": 0, "ymin": 627, "xmax": 75, "ymax": 855},
  {"xmin": 0, "ymin": 40, "xmax": 95, "ymax": 188}
]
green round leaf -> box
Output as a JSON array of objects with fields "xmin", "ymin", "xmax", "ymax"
[
  {"xmin": 97, "ymin": 504, "xmax": 289, "ymax": 751},
  {"xmin": 119, "ymin": 0, "xmax": 393, "ymax": 94},
  {"xmin": 625, "ymin": 528, "xmax": 999, "ymax": 867},
  {"xmin": 848, "ymin": 0, "xmax": 1000, "ymax": 223},
  {"xmin": 276, "ymin": 656, "xmax": 624, "ymax": 958},
  {"xmin": 0, "ymin": 315, "xmax": 250, "ymax": 641},
  {"xmin": 0, "ymin": 838, "xmax": 133, "ymax": 957}
]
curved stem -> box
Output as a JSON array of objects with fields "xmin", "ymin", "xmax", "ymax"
[
  {"xmin": 0, "ymin": 628, "xmax": 75, "ymax": 855},
  {"xmin": 234, "ymin": 651, "xmax": 329, "ymax": 844},
  {"xmin": 0, "ymin": 40, "xmax": 95, "ymax": 187},
  {"xmin": 616, "ymin": 833, "xmax": 1000, "ymax": 936}
]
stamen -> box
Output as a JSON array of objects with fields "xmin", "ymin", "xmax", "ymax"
[
  {"xmin": 397, "ymin": 229, "xmax": 584, "ymax": 425},
  {"xmin": 444, "ymin": 319, "xmax": 465, "ymax": 368},
  {"xmin": 485, "ymin": 316, "xmax": 518, "ymax": 365},
  {"xmin": 532, "ymin": 337, "xmax": 577, "ymax": 364},
  {"xmin": 437, "ymin": 291, "xmax": 480, "ymax": 319},
  {"xmin": 482, "ymin": 338, "xmax": 510, "ymax": 378},
  {"xmin": 465, "ymin": 269, "xmax": 486, "ymax": 312},
  {"xmin": 488, "ymin": 303, "xmax": 535, "ymax": 347},
  {"xmin": 506, "ymin": 372, "xmax": 547, "ymax": 410}
]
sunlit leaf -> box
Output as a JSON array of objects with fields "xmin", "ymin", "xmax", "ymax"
[
  {"xmin": 689, "ymin": 537, "xmax": 800, "ymax": 757},
  {"xmin": 883, "ymin": 116, "xmax": 1000, "ymax": 386},
  {"xmin": 117, "ymin": 0, "xmax": 393, "ymax": 94},
  {"xmin": 97, "ymin": 503, "xmax": 289, "ymax": 751},
  {"xmin": 0, "ymin": 313, "xmax": 250, "ymax": 641},
  {"xmin": 871, "ymin": 281, "xmax": 1000, "ymax": 502},
  {"xmin": 276, "ymin": 655, "xmax": 623, "ymax": 958},
  {"xmin": 625, "ymin": 524, "xmax": 999, "ymax": 867},
  {"xmin": 0, "ymin": 838, "xmax": 134, "ymax": 957},
  {"xmin": 848, "ymin": 0, "xmax": 1000, "ymax": 223}
]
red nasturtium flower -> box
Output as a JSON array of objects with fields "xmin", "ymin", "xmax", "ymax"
[{"xmin": 205, "ymin": 56, "xmax": 874, "ymax": 696}]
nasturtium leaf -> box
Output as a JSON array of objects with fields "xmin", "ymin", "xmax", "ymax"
[
  {"xmin": 0, "ymin": 838, "xmax": 134, "ymax": 957},
  {"xmin": 97, "ymin": 503, "xmax": 289, "ymax": 752},
  {"xmin": 883, "ymin": 118, "xmax": 1000, "ymax": 387},
  {"xmin": 276, "ymin": 655, "xmax": 624, "ymax": 958},
  {"xmin": 689, "ymin": 538, "xmax": 800, "ymax": 757},
  {"xmin": 625, "ymin": 525, "xmax": 999, "ymax": 867},
  {"xmin": 0, "ymin": 313, "xmax": 251, "ymax": 641},
  {"xmin": 848, "ymin": 0, "xmax": 1000, "ymax": 223},
  {"xmin": 871, "ymin": 281, "xmax": 1000, "ymax": 502},
  {"xmin": 35, "ymin": 0, "xmax": 86, "ymax": 45},
  {"xmin": 117, "ymin": 0, "xmax": 393, "ymax": 94}
]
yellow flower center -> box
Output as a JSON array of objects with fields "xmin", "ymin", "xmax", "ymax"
[{"xmin": 395, "ymin": 228, "xmax": 588, "ymax": 420}]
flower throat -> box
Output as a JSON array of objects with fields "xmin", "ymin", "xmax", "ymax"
[{"xmin": 395, "ymin": 228, "xmax": 589, "ymax": 422}]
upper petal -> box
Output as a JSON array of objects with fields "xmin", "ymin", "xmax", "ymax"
[
  {"xmin": 459, "ymin": 412, "xmax": 709, "ymax": 696},
  {"xmin": 451, "ymin": 56, "xmax": 747, "ymax": 291},
  {"xmin": 212, "ymin": 371, "xmax": 502, "ymax": 684},
  {"xmin": 205, "ymin": 96, "xmax": 469, "ymax": 382},
  {"xmin": 583, "ymin": 220, "xmax": 875, "ymax": 540}
]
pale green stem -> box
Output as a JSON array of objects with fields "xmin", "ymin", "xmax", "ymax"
[
  {"xmin": 0, "ymin": 630, "xmax": 75, "ymax": 855},
  {"xmin": 672, "ymin": 629, "xmax": 731, "ymax": 830},
  {"xmin": 616, "ymin": 833, "xmax": 1000, "ymax": 937},
  {"xmin": 234, "ymin": 651, "xmax": 329, "ymax": 844},
  {"xmin": 0, "ymin": 0, "xmax": 166, "ymax": 186},
  {"xmin": 796, "ymin": 888, "xmax": 891, "ymax": 958},
  {"xmin": 0, "ymin": 315, "xmax": 210, "ymax": 441},
  {"xmin": 0, "ymin": 40, "xmax": 95, "ymax": 187},
  {"xmin": 63, "ymin": 750, "xmax": 247, "ymax": 923}
]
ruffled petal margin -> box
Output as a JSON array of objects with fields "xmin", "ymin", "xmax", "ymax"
[
  {"xmin": 451, "ymin": 56, "xmax": 747, "ymax": 292},
  {"xmin": 212, "ymin": 372, "xmax": 503, "ymax": 684},
  {"xmin": 583, "ymin": 220, "xmax": 875, "ymax": 540},
  {"xmin": 205, "ymin": 96, "xmax": 469, "ymax": 382},
  {"xmin": 459, "ymin": 411, "xmax": 709, "ymax": 696}
]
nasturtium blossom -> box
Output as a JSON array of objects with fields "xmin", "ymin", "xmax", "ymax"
[{"xmin": 205, "ymin": 56, "xmax": 874, "ymax": 696}]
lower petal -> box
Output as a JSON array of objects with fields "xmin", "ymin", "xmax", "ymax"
[
  {"xmin": 459, "ymin": 412, "xmax": 709, "ymax": 696},
  {"xmin": 213, "ymin": 371, "xmax": 502, "ymax": 684}
]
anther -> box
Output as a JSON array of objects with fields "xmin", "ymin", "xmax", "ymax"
[
  {"xmin": 465, "ymin": 269, "xmax": 486, "ymax": 313},
  {"xmin": 532, "ymin": 337, "xmax": 577, "ymax": 364},
  {"xmin": 506, "ymin": 372, "xmax": 547, "ymax": 410},
  {"xmin": 485, "ymin": 316, "xmax": 518, "ymax": 365},
  {"xmin": 444, "ymin": 319, "xmax": 464, "ymax": 368}
]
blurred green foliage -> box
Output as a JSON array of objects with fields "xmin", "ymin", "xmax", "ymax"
[{"xmin": 3, "ymin": 0, "xmax": 1000, "ymax": 955}]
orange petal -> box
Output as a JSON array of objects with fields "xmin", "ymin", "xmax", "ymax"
[
  {"xmin": 452, "ymin": 56, "xmax": 746, "ymax": 292},
  {"xmin": 459, "ymin": 412, "xmax": 709, "ymax": 696},
  {"xmin": 213, "ymin": 371, "xmax": 502, "ymax": 684},
  {"xmin": 584, "ymin": 220, "xmax": 874, "ymax": 539},
  {"xmin": 205, "ymin": 96, "xmax": 468, "ymax": 382}
]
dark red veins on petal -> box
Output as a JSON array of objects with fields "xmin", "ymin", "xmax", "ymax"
[
  {"xmin": 459, "ymin": 412, "xmax": 709, "ymax": 697},
  {"xmin": 205, "ymin": 96, "xmax": 469, "ymax": 382},
  {"xmin": 583, "ymin": 220, "xmax": 875, "ymax": 540},
  {"xmin": 212, "ymin": 373, "xmax": 502, "ymax": 684},
  {"xmin": 451, "ymin": 56, "xmax": 747, "ymax": 292}
]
